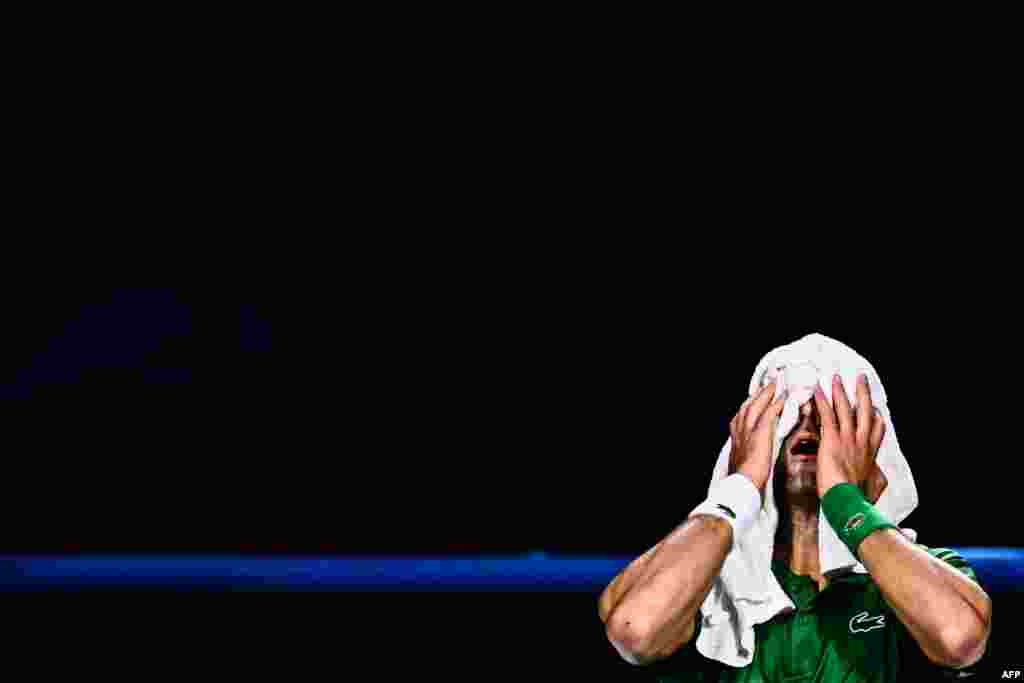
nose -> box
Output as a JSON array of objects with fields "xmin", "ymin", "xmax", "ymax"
[{"xmin": 798, "ymin": 400, "xmax": 821, "ymax": 430}]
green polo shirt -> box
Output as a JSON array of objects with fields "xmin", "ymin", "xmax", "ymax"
[{"xmin": 648, "ymin": 545, "xmax": 990, "ymax": 682}]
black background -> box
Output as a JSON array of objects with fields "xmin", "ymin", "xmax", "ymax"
[{"xmin": 1, "ymin": 278, "xmax": 1013, "ymax": 555}]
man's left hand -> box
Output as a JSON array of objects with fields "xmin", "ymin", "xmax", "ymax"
[{"xmin": 812, "ymin": 374, "xmax": 887, "ymax": 500}]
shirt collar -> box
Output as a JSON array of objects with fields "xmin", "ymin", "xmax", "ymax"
[{"xmin": 772, "ymin": 558, "xmax": 867, "ymax": 588}]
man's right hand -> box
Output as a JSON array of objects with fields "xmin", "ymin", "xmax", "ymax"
[{"xmin": 728, "ymin": 381, "xmax": 788, "ymax": 495}]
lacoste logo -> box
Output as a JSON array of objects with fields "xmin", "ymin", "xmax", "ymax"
[
  {"xmin": 849, "ymin": 611, "xmax": 886, "ymax": 634},
  {"xmin": 716, "ymin": 504, "xmax": 736, "ymax": 519},
  {"xmin": 843, "ymin": 513, "xmax": 866, "ymax": 536}
]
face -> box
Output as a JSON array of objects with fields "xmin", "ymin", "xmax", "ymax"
[{"xmin": 778, "ymin": 399, "xmax": 822, "ymax": 498}]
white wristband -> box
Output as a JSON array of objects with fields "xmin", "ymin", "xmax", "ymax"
[{"xmin": 688, "ymin": 473, "xmax": 762, "ymax": 542}]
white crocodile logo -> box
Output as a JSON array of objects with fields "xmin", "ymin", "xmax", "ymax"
[{"xmin": 849, "ymin": 611, "xmax": 886, "ymax": 634}]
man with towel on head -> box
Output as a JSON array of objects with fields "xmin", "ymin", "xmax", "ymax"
[{"xmin": 599, "ymin": 335, "xmax": 993, "ymax": 681}]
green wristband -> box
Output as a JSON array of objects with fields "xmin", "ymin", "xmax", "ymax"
[{"xmin": 821, "ymin": 483, "xmax": 898, "ymax": 558}]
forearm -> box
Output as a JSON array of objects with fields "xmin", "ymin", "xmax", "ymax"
[
  {"xmin": 599, "ymin": 542, "xmax": 663, "ymax": 625},
  {"xmin": 603, "ymin": 514, "xmax": 733, "ymax": 664},
  {"xmin": 858, "ymin": 529, "xmax": 992, "ymax": 667}
]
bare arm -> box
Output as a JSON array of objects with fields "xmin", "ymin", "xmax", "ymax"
[
  {"xmin": 599, "ymin": 514, "xmax": 732, "ymax": 665},
  {"xmin": 598, "ymin": 541, "xmax": 664, "ymax": 625},
  {"xmin": 813, "ymin": 375, "xmax": 992, "ymax": 669},
  {"xmin": 598, "ymin": 383, "xmax": 785, "ymax": 666},
  {"xmin": 858, "ymin": 530, "xmax": 992, "ymax": 668}
]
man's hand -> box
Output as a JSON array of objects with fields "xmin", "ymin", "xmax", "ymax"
[
  {"xmin": 728, "ymin": 381, "xmax": 788, "ymax": 496},
  {"xmin": 812, "ymin": 374, "xmax": 887, "ymax": 499}
]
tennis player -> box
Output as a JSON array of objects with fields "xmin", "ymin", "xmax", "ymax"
[{"xmin": 599, "ymin": 374, "xmax": 992, "ymax": 680}]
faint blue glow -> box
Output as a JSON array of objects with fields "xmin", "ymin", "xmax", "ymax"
[
  {"xmin": 0, "ymin": 549, "xmax": 1019, "ymax": 591},
  {"xmin": 948, "ymin": 546, "xmax": 1019, "ymax": 560}
]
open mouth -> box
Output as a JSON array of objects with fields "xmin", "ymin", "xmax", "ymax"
[{"xmin": 791, "ymin": 437, "xmax": 819, "ymax": 458}]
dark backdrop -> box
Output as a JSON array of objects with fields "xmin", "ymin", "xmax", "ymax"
[{"xmin": 4, "ymin": 282, "xmax": 1010, "ymax": 553}]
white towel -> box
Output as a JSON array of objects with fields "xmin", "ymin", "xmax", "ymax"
[{"xmin": 695, "ymin": 333, "xmax": 919, "ymax": 668}]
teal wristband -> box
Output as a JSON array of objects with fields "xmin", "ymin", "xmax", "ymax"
[{"xmin": 821, "ymin": 483, "xmax": 898, "ymax": 557}]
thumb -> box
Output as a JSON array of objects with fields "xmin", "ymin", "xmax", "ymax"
[{"xmin": 763, "ymin": 391, "xmax": 788, "ymax": 433}]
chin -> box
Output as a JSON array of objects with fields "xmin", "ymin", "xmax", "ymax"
[{"xmin": 784, "ymin": 477, "xmax": 818, "ymax": 498}]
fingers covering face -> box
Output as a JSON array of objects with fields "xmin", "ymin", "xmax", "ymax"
[
  {"xmin": 855, "ymin": 374, "xmax": 874, "ymax": 443},
  {"xmin": 765, "ymin": 391, "xmax": 787, "ymax": 427},
  {"xmin": 870, "ymin": 408, "xmax": 886, "ymax": 453},
  {"xmin": 813, "ymin": 385, "xmax": 836, "ymax": 433},
  {"xmin": 832, "ymin": 375, "xmax": 855, "ymax": 436},
  {"xmin": 732, "ymin": 396, "xmax": 752, "ymax": 441},
  {"xmin": 732, "ymin": 393, "xmax": 755, "ymax": 444},
  {"xmin": 813, "ymin": 373, "xmax": 886, "ymax": 453},
  {"xmin": 744, "ymin": 382, "xmax": 777, "ymax": 432}
]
